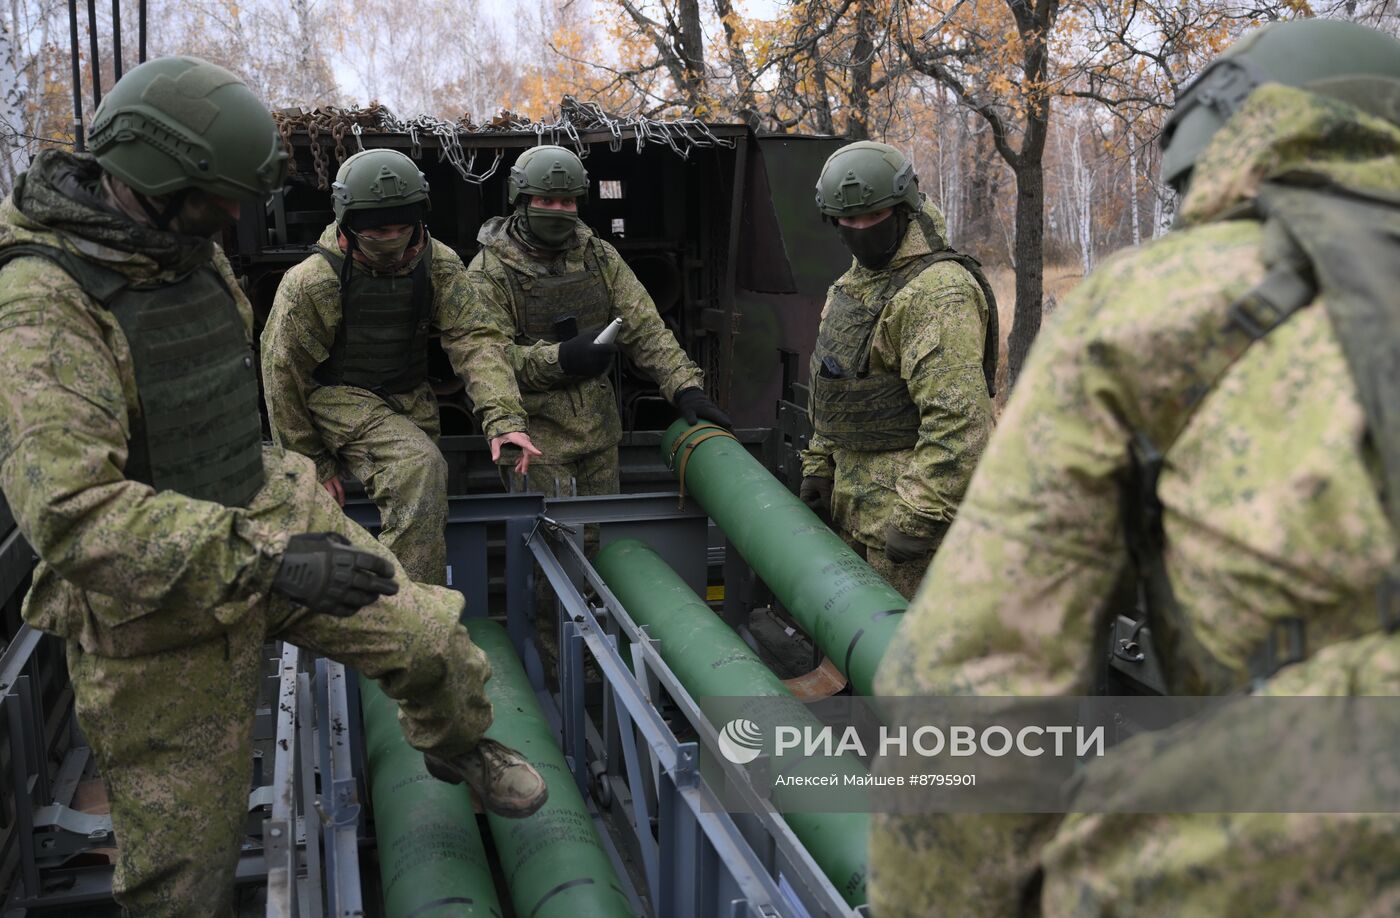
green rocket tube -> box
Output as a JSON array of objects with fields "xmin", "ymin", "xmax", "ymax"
[
  {"xmin": 596, "ymin": 538, "xmax": 869, "ymax": 907},
  {"xmin": 467, "ymin": 619, "xmax": 634, "ymax": 918},
  {"xmin": 661, "ymin": 420, "xmax": 907, "ymax": 695},
  {"xmin": 359, "ymin": 678, "xmax": 503, "ymax": 917}
]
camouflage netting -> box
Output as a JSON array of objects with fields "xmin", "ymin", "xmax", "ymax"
[{"xmin": 273, "ymin": 95, "xmax": 736, "ymax": 190}]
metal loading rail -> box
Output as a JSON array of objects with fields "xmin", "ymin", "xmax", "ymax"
[
  {"xmin": 523, "ymin": 496, "xmax": 865, "ymax": 917},
  {"xmin": 350, "ymin": 488, "xmax": 866, "ymax": 916}
]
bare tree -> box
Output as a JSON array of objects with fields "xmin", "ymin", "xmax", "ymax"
[{"xmin": 895, "ymin": 0, "xmax": 1057, "ymax": 386}]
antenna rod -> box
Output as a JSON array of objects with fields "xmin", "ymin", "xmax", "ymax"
[
  {"xmin": 138, "ymin": 0, "xmax": 146, "ymax": 63},
  {"xmin": 68, "ymin": 0, "xmax": 85, "ymax": 151},
  {"xmin": 111, "ymin": 0, "xmax": 122, "ymax": 79},
  {"xmin": 85, "ymin": 0, "xmax": 101, "ymax": 106}
]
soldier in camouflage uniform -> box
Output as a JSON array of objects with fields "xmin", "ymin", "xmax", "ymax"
[
  {"xmin": 261, "ymin": 148, "xmax": 540, "ymax": 584},
  {"xmin": 460, "ymin": 145, "xmax": 729, "ymax": 669},
  {"xmin": 0, "ymin": 57, "xmax": 545, "ymax": 918},
  {"xmin": 870, "ymin": 20, "xmax": 1400, "ymax": 916},
  {"xmin": 799, "ymin": 142, "xmax": 997, "ymax": 599},
  {"xmin": 460, "ymin": 144, "xmax": 729, "ymax": 497}
]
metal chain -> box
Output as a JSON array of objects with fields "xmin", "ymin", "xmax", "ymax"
[{"xmin": 271, "ymin": 97, "xmax": 734, "ymax": 188}]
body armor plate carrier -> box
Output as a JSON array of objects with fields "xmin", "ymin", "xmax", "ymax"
[
  {"xmin": 507, "ymin": 241, "xmax": 612, "ymax": 347},
  {"xmin": 315, "ymin": 244, "xmax": 434, "ymax": 395},
  {"xmin": 809, "ymin": 219, "xmax": 997, "ymax": 452},
  {"xmin": 0, "ymin": 244, "xmax": 265, "ymax": 508}
]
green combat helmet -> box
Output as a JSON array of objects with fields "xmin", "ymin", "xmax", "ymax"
[
  {"xmin": 1161, "ymin": 19, "xmax": 1400, "ymax": 193},
  {"xmin": 508, "ymin": 145, "xmax": 589, "ymax": 204},
  {"xmin": 331, "ymin": 148, "xmax": 430, "ymax": 225},
  {"xmin": 88, "ymin": 55, "xmax": 287, "ymax": 199},
  {"xmin": 815, "ymin": 141, "xmax": 919, "ymax": 222}
]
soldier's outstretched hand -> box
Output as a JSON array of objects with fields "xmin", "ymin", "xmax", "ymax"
[
  {"xmin": 273, "ymin": 532, "xmax": 399, "ymax": 617},
  {"xmin": 491, "ymin": 431, "xmax": 544, "ymax": 475}
]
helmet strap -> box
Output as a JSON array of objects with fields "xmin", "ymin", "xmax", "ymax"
[
  {"xmin": 338, "ymin": 225, "xmax": 358, "ymax": 300},
  {"xmin": 134, "ymin": 188, "xmax": 189, "ymax": 232}
]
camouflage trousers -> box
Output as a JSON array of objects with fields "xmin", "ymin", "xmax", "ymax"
[
  {"xmin": 307, "ymin": 383, "xmax": 448, "ymax": 585},
  {"xmin": 63, "ymin": 447, "xmax": 492, "ymax": 918},
  {"xmin": 845, "ymin": 532, "xmax": 929, "ymax": 601},
  {"xmin": 500, "ymin": 447, "xmax": 620, "ymax": 679}
]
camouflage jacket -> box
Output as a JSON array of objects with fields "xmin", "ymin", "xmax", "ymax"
[
  {"xmin": 0, "ymin": 151, "xmax": 286, "ymax": 642},
  {"xmin": 261, "ymin": 224, "xmax": 494, "ymax": 481},
  {"xmin": 461, "ymin": 214, "xmax": 703, "ymax": 463},
  {"xmin": 799, "ymin": 199, "xmax": 993, "ymax": 548},
  {"xmin": 871, "ymin": 85, "xmax": 1400, "ymax": 916}
]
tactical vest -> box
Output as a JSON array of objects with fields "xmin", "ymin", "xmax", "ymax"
[
  {"xmin": 809, "ymin": 220, "xmax": 998, "ymax": 451},
  {"xmin": 315, "ymin": 244, "xmax": 434, "ymax": 395},
  {"xmin": 1108, "ymin": 178, "xmax": 1400, "ymax": 699},
  {"xmin": 0, "ymin": 244, "xmax": 265, "ymax": 508},
  {"xmin": 503, "ymin": 241, "xmax": 612, "ymax": 345}
]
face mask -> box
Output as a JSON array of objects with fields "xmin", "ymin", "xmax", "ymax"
[
  {"xmin": 353, "ymin": 227, "xmax": 414, "ymax": 268},
  {"xmin": 169, "ymin": 191, "xmax": 239, "ymax": 238},
  {"xmin": 837, "ymin": 209, "xmax": 907, "ymax": 270},
  {"xmin": 525, "ymin": 206, "xmax": 579, "ymax": 249}
]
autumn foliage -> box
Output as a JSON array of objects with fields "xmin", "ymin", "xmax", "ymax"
[{"xmin": 0, "ymin": 0, "xmax": 1393, "ymax": 378}]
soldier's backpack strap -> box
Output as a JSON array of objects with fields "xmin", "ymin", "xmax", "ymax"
[
  {"xmin": 1257, "ymin": 178, "xmax": 1400, "ymax": 639},
  {"xmin": 1111, "ymin": 204, "xmax": 1320, "ymax": 695},
  {"xmin": 1114, "ymin": 178, "xmax": 1400, "ymax": 697}
]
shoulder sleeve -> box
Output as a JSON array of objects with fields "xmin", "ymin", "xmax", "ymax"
[
  {"xmin": 448, "ymin": 250, "xmax": 533, "ymax": 438},
  {"xmin": 884, "ymin": 262, "xmax": 994, "ymax": 538},
  {"xmin": 260, "ymin": 258, "xmax": 339, "ymax": 481}
]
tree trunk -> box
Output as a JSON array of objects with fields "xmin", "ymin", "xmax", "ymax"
[
  {"xmin": 1003, "ymin": 0, "xmax": 1054, "ymax": 388},
  {"xmin": 845, "ymin": 0, "xmax": 875, "ymax": 139},
  {"xmin": 1129, "ymin": 136, "xmax": 1141, "ymax": 246},
  {"xmin": 1007, "ymin": 156, "xmax": 1045, "ymax": 384},
  {"xmin": 714, "ymin": 0, "xmax": 760, "ymax": 127},
  {"xmin": 0, "ymin": 20, "xmax": 27, "ymax": 189},
  {"xmin": 676, "ymin": 0, "xmax": 705, "ymax": 106}
]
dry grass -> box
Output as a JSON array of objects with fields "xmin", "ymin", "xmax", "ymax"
[{"xmin": 984, "ymin": 263, "xmax": 1083, "ymax": 411}]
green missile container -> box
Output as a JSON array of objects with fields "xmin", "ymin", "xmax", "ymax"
[
  {"xmin": 596, "ymin": 538, "xmax": 869, "ymax": 908},
  {"xmin": 661, "ymin": 420, "xmax": 907, "ymax": 695},
  {"xmin": 359, "ymin": 677, "xmax": 503, "ymax": 917},
  {"xmin": 467, "ymin": 619, "xmax": 634, "ymax": 918}
]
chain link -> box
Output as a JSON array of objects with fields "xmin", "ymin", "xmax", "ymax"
[{"xmin": 272, "ymin": 96, "xmax": 735, "ymax": 188}]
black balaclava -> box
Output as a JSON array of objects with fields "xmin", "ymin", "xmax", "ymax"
[{"xmin": 836, "ymin": 206, "xmax": 910, "ymax": 270}]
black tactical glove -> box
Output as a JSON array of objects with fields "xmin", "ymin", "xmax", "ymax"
[
  {"xmin": 674, "ymin": 387, "xmax": 732, "ymax": 429},
  {"xmin": 883, "ymin": 522, "xmax": 935, "ymax": 565},
  {"xmin": 273, "ymin": 533, "xmax": 399, "ymax": 618},
  {"xmin": 557, "ymin": 331, "xmax": 618, "ymax": 378},
  {"xmin": 799, "ymin": 475, "xmax": 833, "ymax": 520}
]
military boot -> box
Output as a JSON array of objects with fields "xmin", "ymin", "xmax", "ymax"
[{"xmin": 423, "ymin": 739, "xmax": 549, "ymax": 818}]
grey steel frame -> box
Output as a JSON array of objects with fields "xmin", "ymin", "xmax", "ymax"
[
  {"xmin": 347, "ymin": 489, "xmax": 859, "ymax": 917},
  {"xmin": 345, "ymin": 489, "xmax": 863, "ymax": 916},
  {"xmin": 0, "ymin": 532, "xmax": 363, "ymax": 916},
  {"xmin": 526, "ymin": 498, "xmax": 860, "ymax": 918},
  {"xmin": 3, "ymin": 485, "xmax": 867, "ymax": 916}
]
